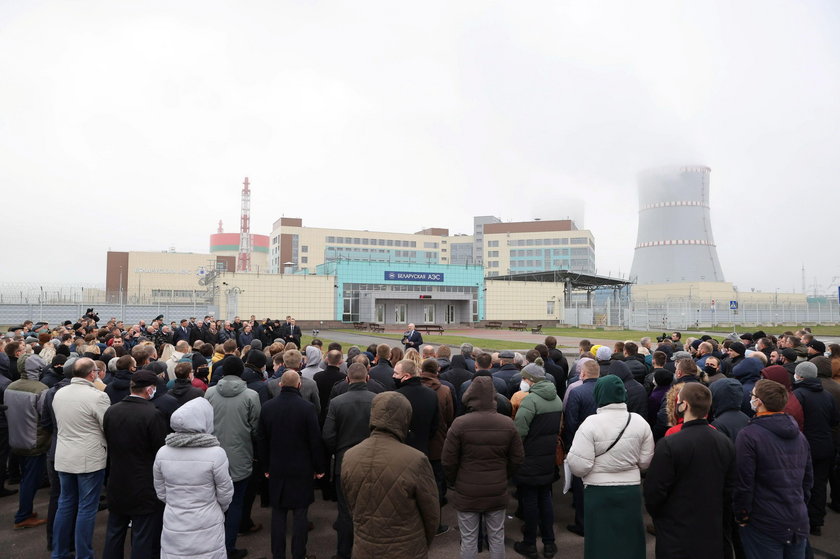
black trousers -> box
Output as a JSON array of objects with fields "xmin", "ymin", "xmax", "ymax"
[
  {"xmin": 334, "ymin": 474, "xmax": 352, "ymax": 559},
  {"xmin": 571, "ymin": 475, "xmax": 585, "ymax": 530},
  {"xmin": 271, "ymin": 506, "xmax": 309, "ymax": 559},
  {"xmin": 0, "ymin": 425, "xmax": 9, "ymax": 487},
  {"xmin": 809, "ymin": 457, "xmax": 832, "ymax": 528},
  {"xmin": 102, "ymin": 507, "xmax": 163, "ymax": 559}
]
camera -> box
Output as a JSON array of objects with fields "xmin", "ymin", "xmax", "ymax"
[
  {"xmin": 84, "ymin": 308, "xmax": 100, "ymax": 323},
  {"xmin": 655, "ymin": 332, "xmax": 667, "ymax": 343}
]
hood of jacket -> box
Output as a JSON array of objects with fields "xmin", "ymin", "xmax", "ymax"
[
  {"xmin": 607, "ymin": 360, "xmax": 632, "ymax": 382},
  {"xmin": 215, "ymin": 375, "xmax": 247, "ymax": 397},
  {"xmin": 450, "ymin": 355, "xmax": 467, "ymax": 369},
  {"xmin": 369, "ymin": 391, "xmax": 412, "ymax": 442},
  {"xmin": 111, "ymin": 369, "xmax": 133, "ymax": 389},
  {"xmin": 710, "ymin": 378, "xmax": 745, "ymax": 412},
  {"xmin": 732, "ymin": 357, "xmax": 763, "ymax": 382},
  {"xmin": 242, "ymin": 366, "xmax": 263, "ymax": 383},
  {"xmin": 170, "ymin": 396, "xmax": 215, "ymax": 434},
  {"xmin": 753, "ymin": 412, "xmax": 800, "ymax": 440},
  {"xmin": 529, "ymin": 378, "xmax": 558, "ymax": 401},
  {"xmin": 24, "ymin": 354, "xmax": 46, "ymax": 380},
  {"xmin": 794, "ymin": 377, "xmax": 824, "ymax": 393},
  {"xmin": 761, "ymin": 365, "xmax": 793, "ymax": 390},
  {"xmin": 304, "ymin": 346, "xmax": 322, "ymax": 368},
  {"xmin": 811, "ymin": 356, "xmax": 833, "ymax": 379},
  {"xmin": 462, "ymin": 376, "xmax": 495, "ymax": 412}
]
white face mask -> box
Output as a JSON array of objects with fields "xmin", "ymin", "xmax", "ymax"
[
  {"xmin": 148, "ymin": 388, "xmax": 157, "ymax": 400},
  {"xmin": 519, "ymin": 380, "xmax": 530, "ymax": 393},
  {"xmin": 749, "ymin": 397, "xmax": 759, "ymax": 412}
]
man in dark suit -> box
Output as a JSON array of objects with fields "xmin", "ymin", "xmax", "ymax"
[
  {"xmin": 281, "ymin": 317, "xmax": 302, "ymax": 348},
  {"xmin": 172, "ymin": 319, "xmax": 191, "ymax": 345},
  {"xmin": 402, "ymin": 323, "xmax": 423, "ymax": 352},
  {"xmin": 258, "ymin": 371, "xmax": 325, "ymax": 559}
]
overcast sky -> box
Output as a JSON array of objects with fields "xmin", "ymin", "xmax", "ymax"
[{"xmin": 2, "ymin": 1, "xmax": 838, "ymax": 295}]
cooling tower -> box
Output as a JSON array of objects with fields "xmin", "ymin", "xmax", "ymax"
[{"xmin": 630, "ymin": 166, "xmax": 725, "ymax": 285}]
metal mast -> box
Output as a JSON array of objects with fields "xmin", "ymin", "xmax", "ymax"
[{"xmin": 237, "ymin": 177, "xmax": 252, "ymax": 272}]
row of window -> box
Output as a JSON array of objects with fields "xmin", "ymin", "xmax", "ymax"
[
  {"xmin": 326, "ymin": 236, "xmax": 419, "ymax": 248},
  {"xmin": 508, "ymin": 248, "xmax": 592, "ymax": 258},
  {"xmin": 505, "ymin": 237, "xmax": 592, "ymax": 247},
  {"xmin": 342, "ymin": 283, "xmax": 478, "ymax": 294}
]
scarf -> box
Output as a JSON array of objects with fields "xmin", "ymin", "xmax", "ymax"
[{"xmin": 165, "ymin": 432, "xmax": 219, "ymax": 448}]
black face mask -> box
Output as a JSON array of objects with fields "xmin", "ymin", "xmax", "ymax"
[
  {"xmin": 704, "ymin": 365, "xmax": 718, "ymax": 375},
  {"xmin": 674, "ymin": 401, "xmax": 686, "ymax": 419},
  {"xmin": 393, "ymin": 377, "xmax": 404, "ymax": 389}
]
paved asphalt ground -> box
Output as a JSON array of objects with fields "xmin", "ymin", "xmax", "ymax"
[
  {"xmin": 3, "ymin": 328, "xmax": 840, "ymax": 558},
  {"xmin": 3, "ymin": 476, "xmax": 840, "ymax": 558}
]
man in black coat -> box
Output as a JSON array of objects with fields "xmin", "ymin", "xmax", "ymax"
[
  {"xmin": 368, "ymin": 344, "xmax": 396, "ymax": 391},
  {"xmin": 322, "ymin": 364, "xmax": 376, "ymax": 559},
  {"xmin": 102, "ymin": 370, "xmax": 168, "ymax": 559},
  {"xmin": 394, "ymin": 359, "xmax": 439, "ymax": 457},
  {"xmin": 168, "ymin": 362, "xmax": 204, "ymax": 407},
  {"xmin": 792, "ymin": 361, "xmax": 840, "ymax": 535},
  {"xmin": 313, "ymin": 350, "xmax": 346, "ymax": 424},
  {"xmin": 258, "ymin": 371, "xmax": 325, "ymax": 559},
  {"xmin": 105, "ymin": 355, "xmax": 136, "ymax": 405},
  {"xmin": 644, "ymin": 383, "xmax": 736, "ymax": 559}
]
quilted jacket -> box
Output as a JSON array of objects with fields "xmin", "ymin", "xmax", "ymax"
[{"xmin": 341, "ymin": 392, "xmax": 439, "ymax": 558}]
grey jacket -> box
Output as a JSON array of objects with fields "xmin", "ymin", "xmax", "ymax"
[
  {"xmin": 205, "ymin": 376, "xmax": 260, "ymax": 482},
  {"xmin": 5, "ymin": 376, "xmax": 49, "ymax": 455},
  {"xmin": 53, "ymin": 377, "xmax": 111, "ymax": 473},
  {"xmin": 154, "ymin": 398, "xmax": 233, "ymax": 559}
]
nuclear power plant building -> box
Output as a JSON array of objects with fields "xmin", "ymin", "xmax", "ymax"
[{"xmin": 630, "ymin": 166, "xmax": 725, "ymax": 285}]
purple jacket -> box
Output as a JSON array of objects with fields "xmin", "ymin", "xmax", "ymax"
[{"xmin": 734, "ymin": 413, "xmax": 812, "ymax": 542}]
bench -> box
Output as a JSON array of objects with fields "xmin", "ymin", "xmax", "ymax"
[
  {"xmin": 509, "ymin": 322, "xmax": 528, "ymax": 331},
  {"xmin": 368, "ymin": 323, "xmax": 385, "ymax": 333},
  {"xmin": 416, "ymin": 324, "xmax": 445, "ymax": 335},
  {"xmin": 486, "ymin": 321, "xmax": 503, "ymax": 329},
  {"xmin": 352, "ymin": 322, "xmax": 367, "ymax": 330},
  {"xmin": 531, "ymin": 324, "xmax": 543, "ymax": 334}
]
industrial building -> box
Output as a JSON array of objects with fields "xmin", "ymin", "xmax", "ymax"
[{"xmin": 268, "ymin": 216, "xmax": 596, "ymax": 277}]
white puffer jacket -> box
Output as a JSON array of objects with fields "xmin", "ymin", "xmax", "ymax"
[
  {"xmin": 566, "ymin": 403, "xmax": 654, "ymax": 486},
  {"xmin": 154, "ymin": 398, "xmax": 233, "ymax": 559}
]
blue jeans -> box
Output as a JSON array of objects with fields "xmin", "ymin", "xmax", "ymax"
[
  {"xmin": 15, "ymin": 453, "xmax": 47, "ymax": 523},
  {"xmin": 740, "ymin": 524, "xmax": 807, "ymax": 559},
  {"xmin": 225, "ymin": 479, "xmax": 249, "ymax": 551},
  {"xmin": 52, "ymin": 469, "xmax": 106, "ymax": 559}
]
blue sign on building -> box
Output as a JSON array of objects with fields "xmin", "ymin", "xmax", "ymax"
[
  {"xmin": 729, "ymin": 300, "xmax": 738, "ymax": 310},
  {"xmin": 384, "ymin": 271, "xmax": 445, "ymax": 282}
]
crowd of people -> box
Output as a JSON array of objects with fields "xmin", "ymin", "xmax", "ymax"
[{"xmin": 0, "ymin": 313, "xmax": 839, "ymax": 559}]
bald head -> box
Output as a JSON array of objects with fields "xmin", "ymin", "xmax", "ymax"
[{"xmin": 280, "ymin": 370, "xmax": 302, "ymax": 388}]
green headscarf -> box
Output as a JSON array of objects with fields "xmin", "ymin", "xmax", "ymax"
[{"xmin": 594, "ymin": 375, "xmax": 626, "ymax": 407}]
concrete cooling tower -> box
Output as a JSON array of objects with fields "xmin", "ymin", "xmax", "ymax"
[{"xmin": 630, "ymin": 166, "xmax": 725, "ymax": 285}]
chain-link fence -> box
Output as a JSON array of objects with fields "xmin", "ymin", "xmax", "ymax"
[{"xmin": 627, "ymin": 299, "xmax": 840, "ymax": 330}]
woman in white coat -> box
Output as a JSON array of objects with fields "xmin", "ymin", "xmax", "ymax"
[
  {"xmin": 567, "ymin": 374, "xmax": 654, "ymax": 559},
  {"xmin": 154, "ymin": 397, "xmax": 233, "ymax": 559}
]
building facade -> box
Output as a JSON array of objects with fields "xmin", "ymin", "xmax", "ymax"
[{"xmin": 268, "ymin": 215, "xmax": 596, "ymax": 277}]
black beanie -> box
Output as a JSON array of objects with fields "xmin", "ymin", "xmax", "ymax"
[
  {"xmin": 245, "ymin": 350, "xmax": 267, "ymax": 369},
  {"xmin": 223, "ymin": 357, "xmax": 245, "ymax": 378}
]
